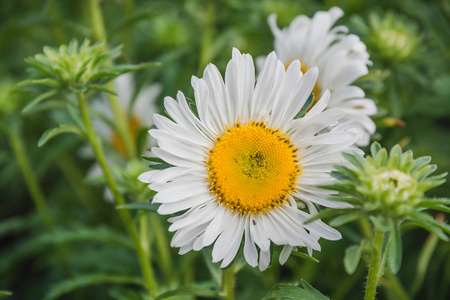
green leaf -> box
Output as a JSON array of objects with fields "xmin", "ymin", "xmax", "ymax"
[
  {"xmin": 330, "ymin": 212, "xmax": 367, "ymax": 227},
  {"xmin": 304, "ymin": 208, "xmax": 358, "ymax": 224},
  {"xmin": 141, "ymin": 156, "xmax": 166, "ymax": 163},
  {"xmin": 295, "ymin": 93, "xmax": 314, "ymax": 119},
  {"xmin": 262, "ymin": 280, "xmax": 330, "ymax": 300},
  {"xmin": 107, "ymin": 62, "xmax": 161, "ymax": 75},
  {"xmin": 387, "ymin": 221, "xmax": 403, "ymax": 274},
  {"xmin": 17, "ymin": 78, "xmax": 60, "ymax": 88},
  {"xmin": 0, "ymin": 291, "xmax": 12, "ymax": 298},
  {"xmin": 116, "ymin": 202, "xmax": 159, "ymax": 212},
  {"xmin": 291, "ymin": 251, "xmax": 319, "ymax": 263},
  {"xmin": 43, "ymin": 274, "xmax": 143, "ymax": 300},
  {"xmin": 87, "ymin": 84, "xmax": 118, "ymax": 95},
  {"xmin": 344, "ymin": 245, "xmax": 363, "ymax": 274},
  {"xmin": 38, "ymin": 124, "xmax": 85, "ymax": 147},
  {"xmin": 408, "ymin": 213, "xmax": 449, "ymax": 241},
  {"xmin": 21, "ymin": 89, "xmax": 58, "ymax": 114},
  {"xmin": 154, "ymin": 287, "xmax": 220, "ymax": 300}
]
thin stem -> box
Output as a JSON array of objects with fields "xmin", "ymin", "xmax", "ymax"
[
  {"xmin": 198, "ymin": 1, "xmax": 215, "ymax": 73},
  {"xmin": 383, "ymin": 271, "xmax": 411, "ymax": 300},
  {"xmin": 89, "ymin": 0, "xmax": 107, "ymax": 43},
  {"xmin": 221, "ymin": 264, "xmax": 235, "ymax": 300},
  {"xmin": 411, "ymin": 229, "xmax": 439, "ymax": 296},
  {"xmin": 150, "ymin": 213, "xmax": 175, "ymax": 284},
  {"xmin": 88, "ymin": 0, "xmax": 137, "ymax": 159},
  {"xmin": 77, "ymin": 92, "xmax": 158, "ymax": 296},
  {"xmin": 8, "ymin": 123, "xmax": 54, "ymax": 232},
  {"xmin": 364, "ymin": 229, "xmax": 385, "ymax": 300}
]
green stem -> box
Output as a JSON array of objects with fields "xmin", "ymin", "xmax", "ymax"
[
  {"xmin": 364, "ymin": 229, "xmax": 384, "ymax": 300},
  {"xmin": 198, "ymin": 1, "xmax": 215, "ymax": 73},
  {"xmin": 55, "ymin": 153, "xmax": 98, "ymax": 216},
  {"xmin": 88, "ymin": 0, "xmax": 137, "ymax": 159},
  {"xmin": 221, "ymin": 264, "xmax": 235, "ymax": 300},
  {"xmin": 77, "ymin": 92, "xmax": 158, "ymax": 296},
  {"xmin": 8, "ymin": 123, "xmax": 54, "ymax": 232},
  {"xmin": 410, "ymin": 230, "xmax": 439, "ymax": 296},
  {"xmin": 150, "ymin": 214, "xmax": 175, "ymax": 284},
  {"xmin": 89, "ymin": 0, "xmax": 107, "ymax": 43},
  {"xmin": 384, "ymin": 271, "xmax": 411, "ymax": 300},
  {"xmin": 123, "ymin": 0, "xmax": 135, "ymax": 56}
]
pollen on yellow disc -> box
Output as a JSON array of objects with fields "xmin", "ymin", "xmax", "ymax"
[
  {"xmin": 206, "ymin": 120, "xmax": 301, "ymax": 214},
  {"xmin": 286, "ymin": 59, "xmax": 321, "ymax": 110},
  {"xmin": 111, "ymin": 115, "xmax": 142, "ymax": 156}
]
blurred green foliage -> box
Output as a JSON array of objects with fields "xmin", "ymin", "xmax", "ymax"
[{"xmin": 1, "ymin": 0, "xmax": 449, "ymax": 299}]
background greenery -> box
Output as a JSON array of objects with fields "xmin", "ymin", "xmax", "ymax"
[{"xmin": 1, "ymin": 0, "xmax": 449, "ymax": 299}]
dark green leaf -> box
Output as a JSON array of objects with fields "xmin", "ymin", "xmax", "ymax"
[
  {"xmin": 43, "ymin": 274, "xmax": 143, "ymax": 300},
  {"xmin": 342, "ymin": 152, "xmax": 365, "ymax": 170}
]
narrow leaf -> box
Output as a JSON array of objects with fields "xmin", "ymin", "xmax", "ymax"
[
  {"xmin": 43, "ymin": 274, "xmax": 143, "ymax": 300},
  {"xmin": 330, "ymin": 212, "xmax": 366, "ymax": 227},
  {"xmin": 0, "ymin": 291, "xmax": 13, "ymax": 298},
  {"xmin": 21, "ymin": 89, "xmax": 58, "ymax": 114},
  {"xmin": 38, "ymin": 124, "xmax": 85, "ymax": 147},
  {"xmin": 17, "ymin": 78, "xmax": 60, "ymax": 88},
  {"xmin": 291, "ymin": 251, "xmax": 319, "ymax": 263},
  {"xmin": 344, "ymin": 245, "xmax": 363, "ymax": 274},
  {"xmin": 116, "ymin": 202, "xmax": 159, "ymax": 212},
  {"xmin": 388, "ymin": 221, "xmax": 402, "ymax": 274}
]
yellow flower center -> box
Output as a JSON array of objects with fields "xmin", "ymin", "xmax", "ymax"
[
  {"xmin": 206, "ymin": 120, "xmax": 301, "ymax": 215},
  {"xmin": 111, "ymin": 115, "xmax": 142, "ymax": 156},
  {"xmin": 286, "ymin": 60, "xmax": 322, "ymax": 110}
]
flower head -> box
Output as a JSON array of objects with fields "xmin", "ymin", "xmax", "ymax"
[
  {"xmin": 139, "ymin": 48, "xmax": 362, "ymax": 270},
  {"xmin": 324, "ymin": 142, "xmax": 449, "ymax": 239},
  {"xmin": 268, "ymin": 7, "xmax": 377, "ymax": 146},
  {"xmin": 367, "ymin": 12, "xmax": 421, "ymax": 63}
]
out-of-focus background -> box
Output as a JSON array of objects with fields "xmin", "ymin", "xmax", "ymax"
[{"xmin": 1, "ymin": 0, "xmax": 449, "ymax": 299}]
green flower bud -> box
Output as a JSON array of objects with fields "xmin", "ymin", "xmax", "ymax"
[{"xmin": 367, "ymin": 12, "xmax": 421, "ymax": 63}]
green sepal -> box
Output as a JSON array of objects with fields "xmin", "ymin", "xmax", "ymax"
[{"xmin": 38, "ymin": 124, "xmax": 86, "ymax": 147}]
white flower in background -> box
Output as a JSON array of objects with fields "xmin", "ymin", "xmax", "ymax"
[
  {"xmin": 139, "ymin": 49, "xmax": 362, "ymax": 270},
  {"xmin": 93, "ymin": 73, "xmax": 162, "ymax": 155},
  {"xmin": 268, "ymin": 7, "xmax": 377, "ymax": 146},
  {"xmin": 85, "ymin": 74, "xmax": 161, "ymax": 195}
]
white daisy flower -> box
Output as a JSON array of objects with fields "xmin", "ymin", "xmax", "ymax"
[
  {"xmin": 268, "ymin": 7, "xmax": 377, "ymax": 146},
  {"xmin": 139, "ymin": 48, "xmax": 361, "ymax": 271}
]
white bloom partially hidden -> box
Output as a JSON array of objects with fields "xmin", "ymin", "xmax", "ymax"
[
  {"xmin": 268, "ymin": 7, "xmax": 377, "ymax": 146},
  {"xmin": 139, "ymin": 49, "xmax": 361, "ymax": 271}
]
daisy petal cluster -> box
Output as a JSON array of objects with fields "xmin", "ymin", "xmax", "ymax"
[
  {"xmin": 268, "ymin": 7, "xmax": 377, "ymax": 146},
  {"xmin": 139, "ymin": 48, "xmax": 362, "ymax": 270}
]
